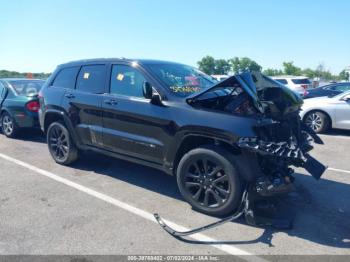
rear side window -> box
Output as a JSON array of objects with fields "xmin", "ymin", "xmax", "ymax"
[
  {"xmin": 76, "ymin": 65, "xmax": 106, "ymax": 94},
  {"xmin": 275, "ymin": 79, "xmax": 288, "ymax": 84},
  {"xmin": 52, "ymin": 67, "xmax": 80, "ymax": 89},
  {"xmin": 292, "ymin": 79, "xmax": 311, "ymax": 84},
  {"xmin": 110, "ymin": 64, "xmax": 146, "ymax": 97}
]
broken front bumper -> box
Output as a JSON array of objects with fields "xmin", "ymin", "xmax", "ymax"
[{"xmin": 237, "ymin": 136, "xmax": 326, "ymax": 180}]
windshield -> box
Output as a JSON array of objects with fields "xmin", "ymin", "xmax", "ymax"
[
  {"xmin": 146, "ymin": 63, "xmax": 216, "ymax": 97},
  {"xmin": 8, "ymin": 80, "xmax": 45, "ymax": 96},
  {"xmin": 325, "ymin": 84, "xmax": 350, "ymax": 92}
]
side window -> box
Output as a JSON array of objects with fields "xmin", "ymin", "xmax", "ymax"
[
  {"xmin": 326, "ymin": 85, "xmax": 335, "ymax": 90},
  {"xmin": 52, "ymin": 67, "xmax": 80, "ymax": 89},
  {"xmin": 275, "ymin": 79, "xmax": 288, "ymax": 85},
  {"xmin": 334, "ymin": 85, "xmax": 350, "ymax": 92},
  {"xmin": 110, "ymin": 65, "xmax": 146, "ymax": 98},
  {"xmin": 76, "ymin": 65, "xmax": 106, "ymax": 94}
]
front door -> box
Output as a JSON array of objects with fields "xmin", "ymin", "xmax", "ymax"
[
  {"xmin": 102, "ymin": 63, "xmax": 170, "ymax": 164},
  {"xmin": 334, "ymin": 94, "xmax": 350, "ymax": 130}
]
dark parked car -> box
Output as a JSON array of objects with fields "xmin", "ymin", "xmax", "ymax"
[
  {"xmin": 39, "ymin": 59, "xmax": 324, "ymax": 217},
  {"xmin": 0, "ymin": 78, "xmax": 44, "ymax": 137},
  {"xmin": 304, "ymin": 82, "xmax": 350, "ymax": 99}
]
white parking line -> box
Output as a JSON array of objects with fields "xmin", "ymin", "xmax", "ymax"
[
  {"xmin": 0, "ymin": 152, "xmax": 267, "ymax": 262},
  {"xmin": 328, "ymin": 167, "xmax": 350, "ymax": 174}
]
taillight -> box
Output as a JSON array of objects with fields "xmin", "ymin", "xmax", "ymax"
[
  {"xmin": 301, "ymin": 84, "xmax": 308, "ymax": 90},
  {"xmin": 26, "ymin": 101, "xmax": 40, "ymax": 112}
]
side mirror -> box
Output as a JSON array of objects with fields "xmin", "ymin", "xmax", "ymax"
[
  {"xmin": 151, "ymin": 93, "xmax": 163, "ymax": 105},
  {"xmin": 342, "ymin": 95, "xmax": 350, "ymax": 101},
  {"xmin": 142, "ymin": 81, "xmax": 153, "ymax": 99},
  {"xmin": 142, "ymin": 81, "xmax": 163, "ymax": 105}
]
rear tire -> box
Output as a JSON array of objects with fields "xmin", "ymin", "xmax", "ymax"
[
  {"xmin": 304, "ymin": 111, "xmax": 330, "ymax": 133},
  {"xmin": 1, "ymin": 112, "xmax": 19, "ymax": 138},
  {"xmin": 176, "ymin": 145, "xmax": 242, "ymax": 217},
  {"xmin": 47, "ymin": 121, "xmax": 78, "ymax": 165}
]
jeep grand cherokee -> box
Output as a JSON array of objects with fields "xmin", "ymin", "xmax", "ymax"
[{"xmin": 39, "ymin": 58, "xmax": 325, "ymax": 217}]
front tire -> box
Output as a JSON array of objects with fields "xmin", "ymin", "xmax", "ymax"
[
  {"xmin": 47, "ymin": 121, "xmax": 78, "ymax": 165},
  {"xmin": 1, "ymin": 112, "xmax": 19, "ymax": 138},
  {"xmin": 304, "ymin": 111, "xmax": 330, "ymax": 133},
  {"xmin": 177, "ymin": 146, "xmax": 242, "ymax": 217}
]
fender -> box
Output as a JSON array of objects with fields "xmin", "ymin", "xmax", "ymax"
[
  {"xmin": 165, "ymin": 130, "xmax": 261, "ymax": 182},
  {"xmin": 0, "ymin": 107, "xmax": 13, "ymax": 118},
  {"xmin": 43, "ymin": 108, "xmax": 83, "ymax": 147},
  {"xmin": 164, "ymin": 130, "xmax": 236, "ymax": 172}
]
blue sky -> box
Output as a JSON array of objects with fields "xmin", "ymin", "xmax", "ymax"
[{"xmin": 0, "ymin": 0, "xmax": 349, "ymax": 73}]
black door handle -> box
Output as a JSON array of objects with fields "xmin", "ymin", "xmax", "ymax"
[
  {"xmin": 104, "ymin": 99, "xmax": 118, "ymax": 105},
  {"xmin": 65, "ymin": 93, "xmax": 75, "ymax": 99}
]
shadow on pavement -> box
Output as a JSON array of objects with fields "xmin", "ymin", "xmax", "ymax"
[
  {"xmin": 322, "ymin": 129, "xmax": 350, "ymax": 137},
  {"xmin": 71, "ymin": 151, "xmax": 350, "ymax": 249},
  {"xmin": 72, "ymin": 151, "xmax": 181, "ymax": 200},
  {"xmin": 0, "ymin": 128, "xmax": 46, "ymax": 143}
]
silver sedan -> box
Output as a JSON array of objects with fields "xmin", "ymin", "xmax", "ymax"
[{"xmin": 300, "ymin": 90, "xmax": 350, "ymax": 133}]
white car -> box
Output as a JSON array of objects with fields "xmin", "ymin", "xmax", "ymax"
[
  {"xmin": 211, "ymin": 75, "xmax": 229, "ymax": 82},
  {"xmin": 300, "ymin": 90, "xmax": 350, "ymax": 133},
  {"xmin": 272, "ymin": 76, "xmax": 312, "ymax": 95}
]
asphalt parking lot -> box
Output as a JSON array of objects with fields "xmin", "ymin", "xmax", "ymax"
[{"xmin": 0, "ymin": 129, "xmax": 350, "ymax": 259}]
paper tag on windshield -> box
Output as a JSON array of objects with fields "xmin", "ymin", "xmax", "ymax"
[
  {"xmin": 83, "ymin": 72, "xmax": 90, "ymax": 79},
  {"xmin": 117, "ymin": 74, "xmax": 124, "ymax": 81}
]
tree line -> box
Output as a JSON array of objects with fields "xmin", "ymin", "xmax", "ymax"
[
  {"xmin": 1, "ymin": 58, "xmax": 349, "ymax": 81},
  {"xmin": 0, "ymin": 70, "xmax": 50, "ymax": 79},
  {"xmin": 197, "ymin": 55, "xmax": 349, "ymax": 81}
]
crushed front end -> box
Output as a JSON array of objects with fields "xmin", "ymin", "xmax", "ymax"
[
  {"xmin": 238, "ymin": 113, "xmax": 326, "ymax": 197},
  {"xmin": 236, "ymin": 112, "xmax": 326, "ymax": 228},
  {"xmin": 234, "ymin": 72, "xmax": 326, "ymax": 198},
  {"xmin": 155, "ymin": 71, "xmax": 326, "ymax": 237},
  {"xmin": 187, "ymin": 70, "xmax": 326, "ymax": 195}
]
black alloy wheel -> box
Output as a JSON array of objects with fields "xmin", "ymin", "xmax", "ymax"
[
  {"xmin": 184, "ymin": 158, "xmax": 230, "ymax": 207},
  {"xmin": 47, "ymin": 121, "xmax": 78, "ymax": 165},
  {"xmin": 177, "ymin": 146, "xmax": 242, "ymax": 217}
]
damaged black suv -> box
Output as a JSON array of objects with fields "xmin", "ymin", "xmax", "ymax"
[{"xmin": 39, "ymin": 58, "xmax": 325, "ymax": 217}]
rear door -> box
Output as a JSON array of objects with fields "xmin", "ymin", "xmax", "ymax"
[
  {"xmin": 102, "ymin": 63, "xmax": 169, "ymax": 164},
  {"xmin": 61, "ymin": 64, "xmax": 107, "ymax": 147}
]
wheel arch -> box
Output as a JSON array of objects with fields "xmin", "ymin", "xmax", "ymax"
[
  {"xmin": 0, "ymin": 108, "xmax": 16, "ymax": 125},
  {"xmin": 170, "ymin": 134, "xmax": 240, "ymax": 175},
  {"xmin": 43, "ymin": 109, "xmax": 81, "ymax": 146},
  {"xmin": 1, "ymin": 108, "xmax": 13, "ymax": 117}
]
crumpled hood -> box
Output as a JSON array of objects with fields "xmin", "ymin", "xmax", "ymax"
[{"xmin": 187, "ymin": 71, "xmax": 304, "ymax": 117}]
